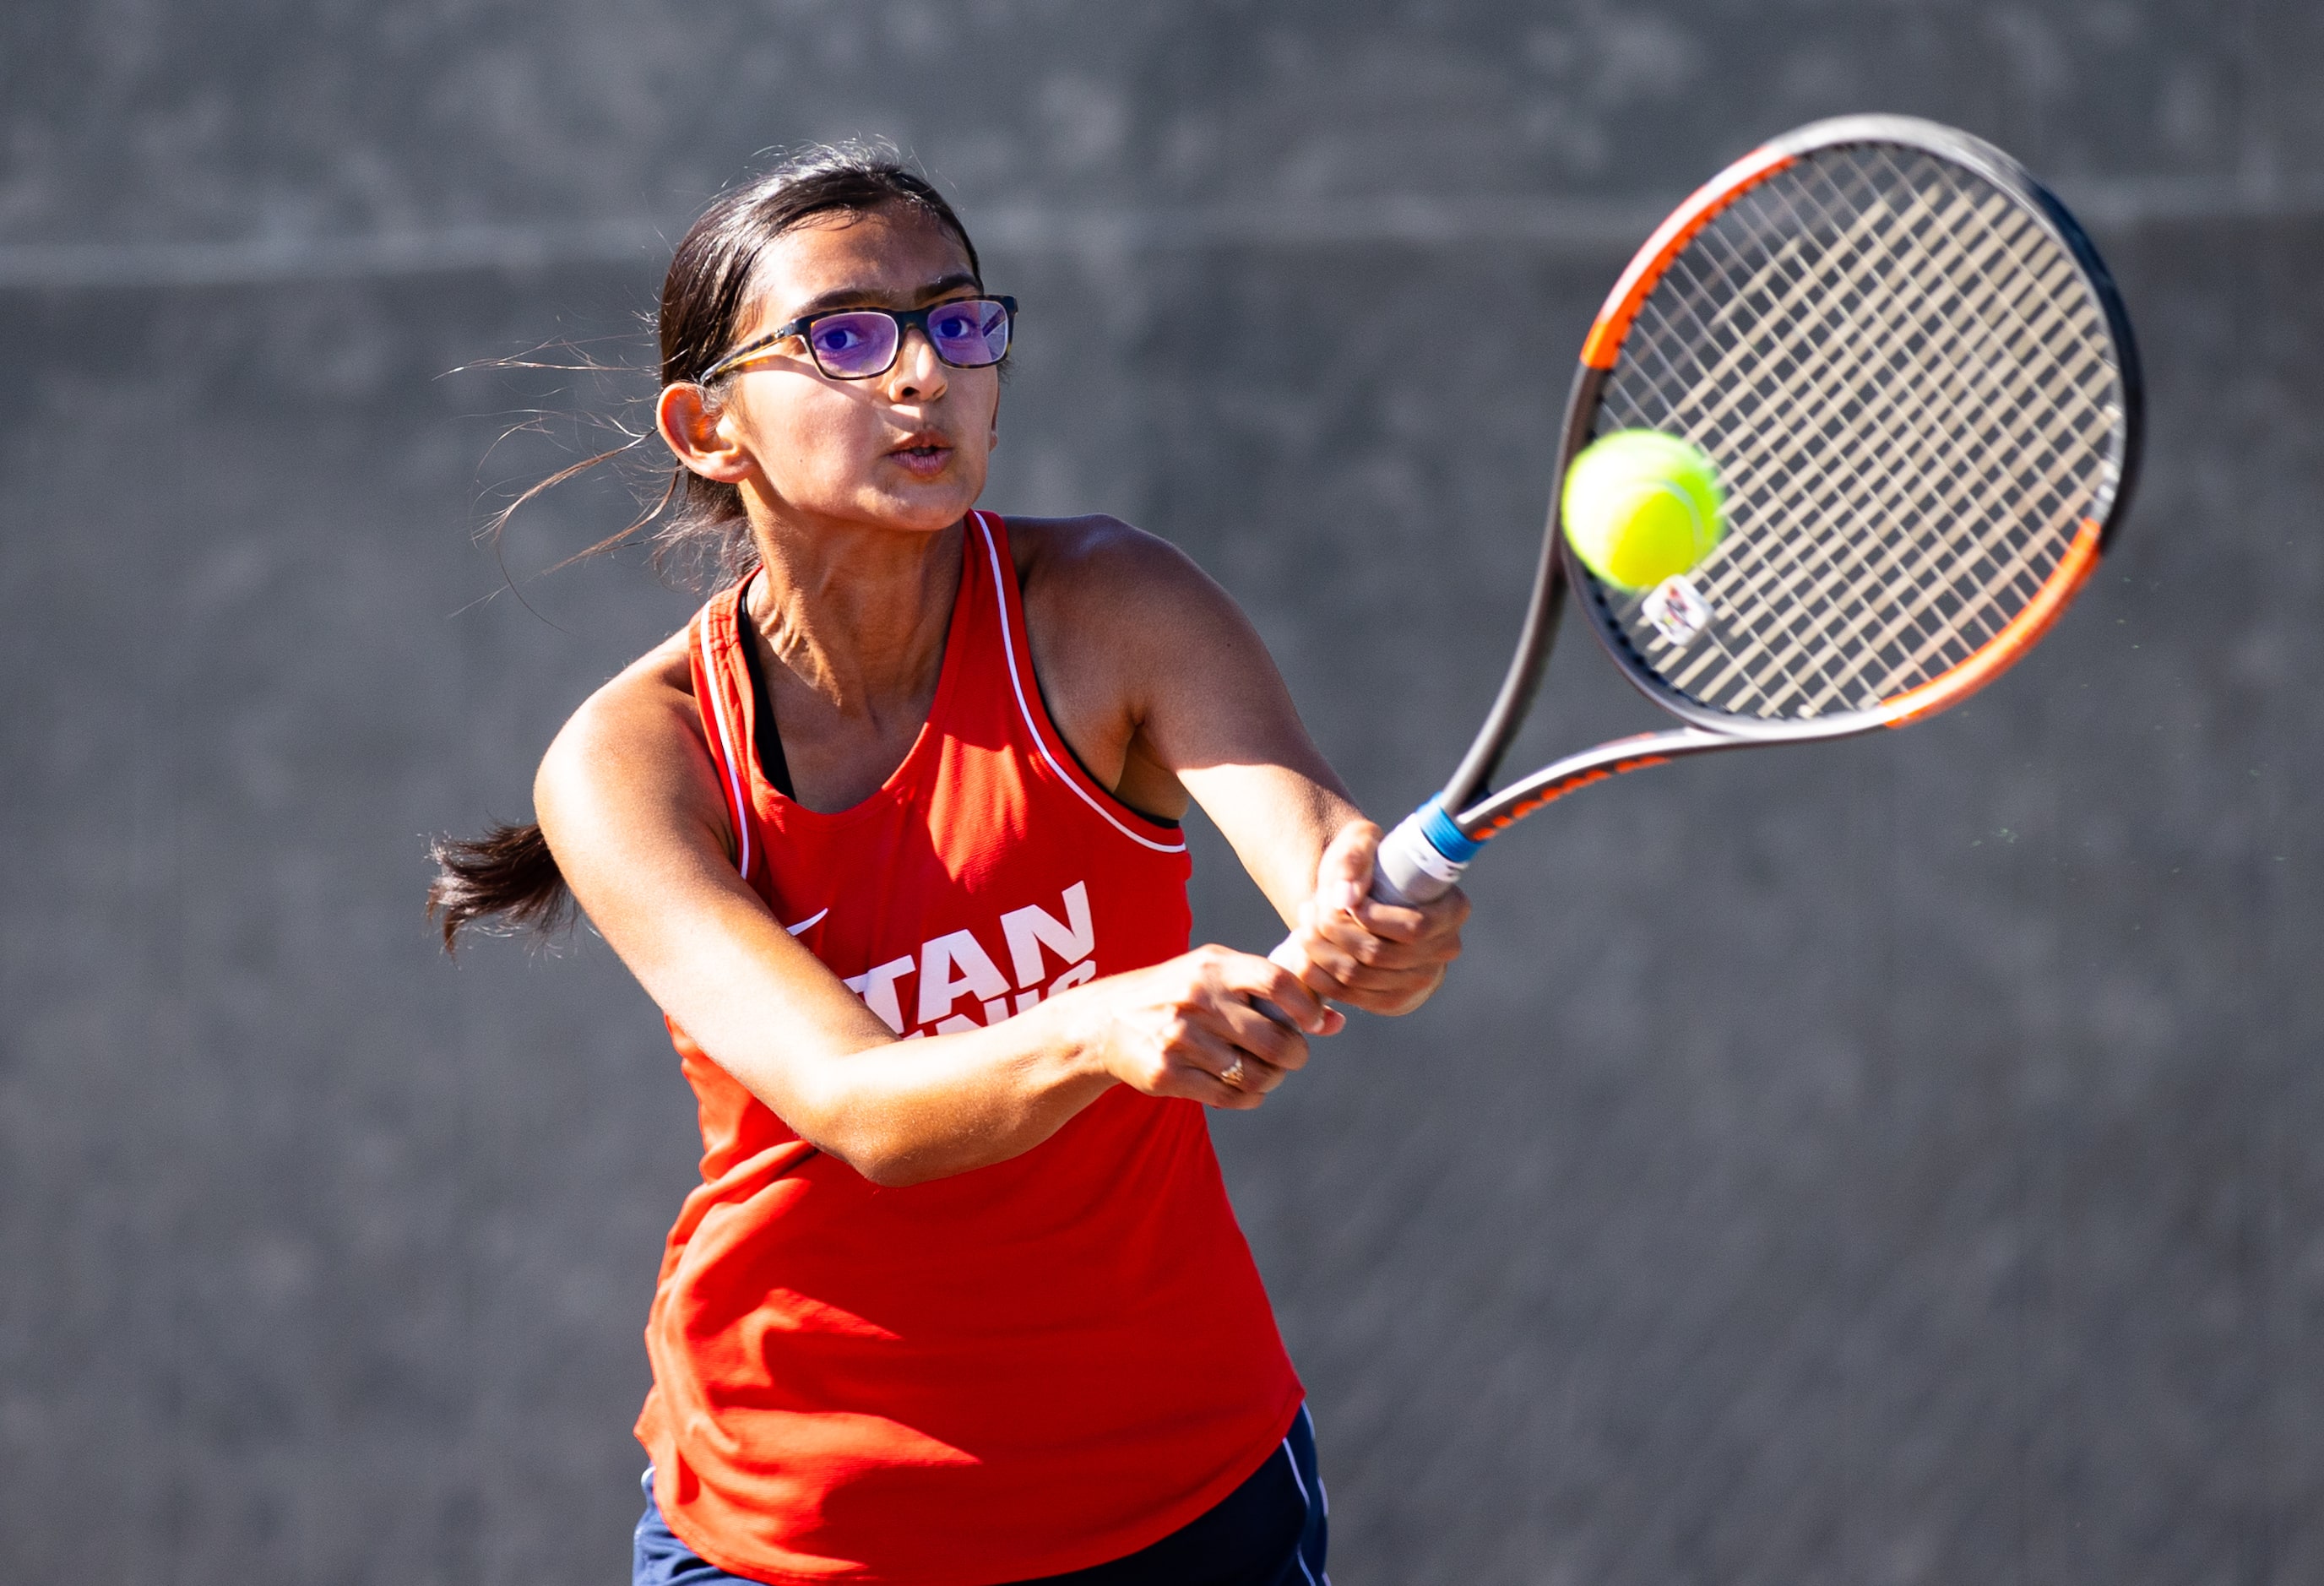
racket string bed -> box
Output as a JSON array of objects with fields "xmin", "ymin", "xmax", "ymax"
[
  {"xmin": 1621, "ymin": 171, "xmax": 2102, "ymax": 710},
  {"xmin": 1594, "ymin": 145, "xmax": 2123, "ymax": 722},
  {"xmin": 1614, "ymin": 160, "xmax": 2114, "ymax": 713}
]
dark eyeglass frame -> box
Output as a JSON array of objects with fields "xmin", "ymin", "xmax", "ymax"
[{"xmin": 698, "ymin": 295, "xmax": 1018, "ymax": 383}]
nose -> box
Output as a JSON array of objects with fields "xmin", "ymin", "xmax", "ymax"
[{"xmin": 882, "ymin": 323, "xmax": 948, "ymax": 400}]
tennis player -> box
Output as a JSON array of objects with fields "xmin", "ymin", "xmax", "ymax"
[{"xmin": 431, "ymin": 148, "xmax": 1466, "ymax": 1586}]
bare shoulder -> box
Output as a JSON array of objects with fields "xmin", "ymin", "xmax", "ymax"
[
  {"xmin": 1002, "ymin": 512, "xmax": 1300, "ymax": 817},
  {"xmin": 1008, "ymin": 513, "xmax": 1244, "ymax": 649},
  {"xmin": 536, "ymin": 623, "xmax": 725, "ymax": 839},
  {"xmin": 548, "ymin": 626, "xmax": 699, "ymax": 757}
]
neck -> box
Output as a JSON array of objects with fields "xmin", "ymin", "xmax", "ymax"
[{"xmin": 745, "ymin": 512, "xmax": 968, "ymax": 726}]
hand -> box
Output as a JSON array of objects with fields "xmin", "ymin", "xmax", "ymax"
[
  {"xmin": 1280, "ymin": 820, "xmax": 1468, "ymax": 1016},
  {"xmin": 1051, "ymin": 946, "xmax": 1342, "ymax": 1111}
]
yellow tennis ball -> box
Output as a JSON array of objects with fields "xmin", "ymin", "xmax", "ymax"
[{"xmin": 1561, "ymin": 430, "xmax": 1726, "ymax": 592}]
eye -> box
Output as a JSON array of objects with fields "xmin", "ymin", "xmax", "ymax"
[{"xmin": 813, "ymin": 323, "xmax": 866, "ymax": 353}]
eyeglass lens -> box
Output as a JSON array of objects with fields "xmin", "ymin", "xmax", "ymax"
[{"xmin": 806, "ymin": 299, "xmax": 1011, "ymax": 377}]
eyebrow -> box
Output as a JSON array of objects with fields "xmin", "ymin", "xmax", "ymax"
[{"xmin": 782, "ymin": 271, "xmax": 983, "ymax": 323}]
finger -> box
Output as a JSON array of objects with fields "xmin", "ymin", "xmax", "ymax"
[
  {"xmin": 1297, "ymin": 940, "xmax": 1433, "ymax": 996},
  {"xmin": 1289, "ymin": 916, "xmax": 1373, "ymax": 986},
  {"xmin": 1262, "ymin": 929, "xmax": 1348, "ymax": 1035},
  {"xmin": 1342, "ymin": 967, "xmax": 1447, "ymax": 1017},
  {"xmin": 1303, "ymin": 912, "xmax": 1451, "ymax": 975},
  {"xmin": 1284, "ymin": 953, "xmax": 1362, "ymax": 1007},
  {"xmin": 1181, "ymin": 1029, "xmax": 1279, "ymax": 1107},
  {"xmin": 1279, "ymin": 920, "xmax": 1398, "ymax": 1002},
  {"xmin": 1313, "ymin": 819, "xmax": 1381, "ymax": 917},
  {"xmin": 1277, "ymin": 909, "xmax": 1366, "ymax": 1006},
  {"xmin": 1288, "ymin": 935, "xmax": 1447, "ymax": 1010},
  {"xmin": 1305, "ymin": 917, "xmax": 1417, "ymax": 973},
  {"xmin": 1328, "ymin": 893, "xmax": 1469, "ymax": 952},
  {"xmin": 1211, "ymin": 1042, "xmax": 1288, "ymax": 1094},
  {"xmin": 1187, "ymin": 964, "xmax": 1315, "ymax": 1067},
  {"xmin": 1203, "ymin": 996, "xmax": 1312, "ymax": 1073},
  {"xmin": 1256, "ymin": 991, "xmax": 1344, "ymax": 1040},
  {"xmin": 1348, "ymin": 884, "xmax": 1471, "ymax": 945},
  {"xmin": 1294, "ymin": 910, "xmax": 1466, "ymax": 1001},
  {"xmin": 1327, "ymin": 892, "xmax": 1467, "ymax": 962},
  {"xmin": 1212, "ymin": 948, "xmax": 1334, "ymax": 1035},
  {"xmin": 1334, "ymin": 900, "xmax": 1426, "ymax": 944}
]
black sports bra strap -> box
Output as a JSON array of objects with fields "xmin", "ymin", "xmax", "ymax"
[{"xmin": 733, "ymin": 597, "xmax": 796, "ymax": 801}]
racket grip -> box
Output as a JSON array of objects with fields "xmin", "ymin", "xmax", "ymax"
[
  {"xmin": 1371, "ymin": 797, "xmax": 1481, "ymax": 905},
  {"xmin": 1252, "ymin": 799, "xmax": 1479, "ymax": 1028}
]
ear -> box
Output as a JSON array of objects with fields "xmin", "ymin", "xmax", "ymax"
[{"xmin": 656, "ymin": 383, "xmax": 754, "ymax": 485}]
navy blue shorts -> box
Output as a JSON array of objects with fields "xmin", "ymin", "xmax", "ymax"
[{"xmin": 635, "ymin": 1402, "xmax": 1330, "ymax": 1585}]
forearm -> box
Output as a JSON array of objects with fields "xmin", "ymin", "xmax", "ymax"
[
  {"xmin": 652, "ymin": 931, "xmax": 1327, "ymax": 1185},
  {"xmin": 730, "ymin": 999, "xmax": 1118, "ymax": 1187},
  {"xmin": 1181, "ymin": 761, "xmax": 1361, "ymax": 926}
]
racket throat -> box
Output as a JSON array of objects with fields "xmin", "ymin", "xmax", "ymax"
[{"xmin": 1440, "ymin": 364, "xmax": 1598, "ymax": 816}]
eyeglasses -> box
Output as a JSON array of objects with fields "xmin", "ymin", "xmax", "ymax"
[{"xmin": 700, "ymin": 296, "xmax": 1017, "ymax": 383}]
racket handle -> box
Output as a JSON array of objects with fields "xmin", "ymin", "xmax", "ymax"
[
  {"xmin": 1254, "ymin": 798, "xmax": 1479, "ymax": 1027},
  {"xmin": 1370, "ymin": 797, "xmax": 1481, "ymax": 905}
]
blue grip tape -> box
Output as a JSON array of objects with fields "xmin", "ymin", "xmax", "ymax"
[{"xmin": 1418, "ymin": 796, "xmax": 1485, "ymax": 864}]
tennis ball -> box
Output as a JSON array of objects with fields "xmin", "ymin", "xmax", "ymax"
[{"xmin": 1561, "ymin": 430, "xmax": 1726, "ymax": 593}]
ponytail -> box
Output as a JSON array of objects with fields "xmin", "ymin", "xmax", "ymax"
[{"xmin": 426, "ymin": 821, "xmax": 573, "ymax": 953}]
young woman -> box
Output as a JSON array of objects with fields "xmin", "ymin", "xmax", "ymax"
[{"xmin": 432, "ymin": 149, "xmax": 1467, "ymax": 1586}]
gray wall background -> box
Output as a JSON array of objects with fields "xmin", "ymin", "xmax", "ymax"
[{"xmin": 3, "ymin": 3, "xmax": 2318, "ymax": 1582}]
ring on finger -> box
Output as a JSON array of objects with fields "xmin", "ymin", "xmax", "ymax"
[{"xmin": 1220, "ymin": 1056, "xmax": 1246, "ymax": 1089}]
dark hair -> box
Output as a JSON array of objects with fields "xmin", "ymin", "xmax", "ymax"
[{"xmin": 427, "ymin": 145, "xmax": 982, "ymax": 952}]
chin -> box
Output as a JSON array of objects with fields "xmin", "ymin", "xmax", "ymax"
[
  {"xmin": 885, "ymin": 472, "xmax": 986, "ymax": 522},
  {"xmin": 866, "ymin": 490, "xmax": 980, "ymax": 535}
]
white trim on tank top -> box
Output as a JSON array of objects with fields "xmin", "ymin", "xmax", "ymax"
[
  {"xmin": 697, "ymin": 612, "xmax": 754, "ymax": 879},
  {"xmin": 971, "ymin": 511, "xmax": 1188, "ymax": 855}
]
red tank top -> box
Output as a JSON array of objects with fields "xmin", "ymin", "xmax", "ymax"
[{"xmin": 633, "ymin": 512, "xmax": 1304, "ymax": 1584}]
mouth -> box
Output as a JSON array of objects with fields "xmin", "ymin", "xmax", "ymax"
[{"xmin": 887, "ymin": 432, "xmax": 953, "ymax": 473}]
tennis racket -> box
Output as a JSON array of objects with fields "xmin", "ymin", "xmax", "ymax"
[{"xmin": 1318, "ymin": 114, "xmax": 2142, "ymax": 915}]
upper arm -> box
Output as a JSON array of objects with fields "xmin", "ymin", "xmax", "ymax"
[
  {"xmin": 531, "ymin": 634, "xmax": 893, "ymax": 1127},
  {"xmin": 1019, "ymin": 519, "xmax": 1361, "ymax": 921}
]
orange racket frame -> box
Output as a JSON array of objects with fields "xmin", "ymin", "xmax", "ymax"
[{"xmin": 1359, "ymin": 115, "xmax": 2142, "ymax": 904}]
